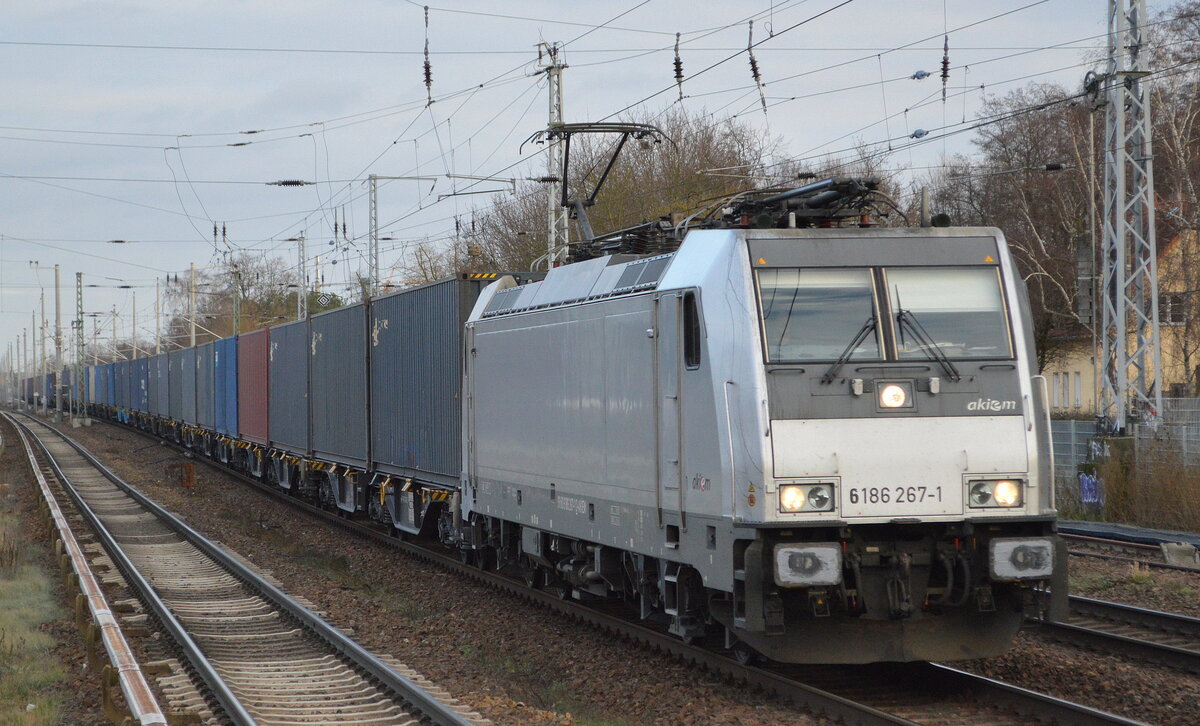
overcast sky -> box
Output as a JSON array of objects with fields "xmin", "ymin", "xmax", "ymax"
[{"xmin": 0, "ymin": 0, "xmax": 1165, "ymax": 372}]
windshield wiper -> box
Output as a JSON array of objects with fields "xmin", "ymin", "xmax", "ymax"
[
  {"xmin": 895, "ymin": 309, "xmax": 961, "ymax": 382},
  {"xmin": 821, "ymin": 316, "xmax": 877, "ymax": 384}
]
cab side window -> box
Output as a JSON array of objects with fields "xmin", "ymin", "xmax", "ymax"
[{"xmin": 684, "ymin": 291, "xmax": 701, "ymax": 369}]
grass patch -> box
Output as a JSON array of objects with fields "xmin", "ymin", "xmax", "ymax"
[
  {"xmin": 370, "ymin": 591, "xmax": 445, "ymax": 622},
  {"xmin": 0, "ymin": 508, "xmax": 68, "ymax": 725},
  {"xmin": 540, "ymin": 681, "xmax": 641, "ymax": 726},
  {"xmin": 1069, "ymin": 572, "xmax": 1117, "ymax": 592},
  {"xmin": 458, "ymin": 643, "xmax": 636, "ymax": 725}
]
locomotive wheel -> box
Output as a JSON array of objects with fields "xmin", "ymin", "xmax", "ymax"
[
  {"xmin": 731, "ymin": 640, "xmax": 761, "ymax": 666},
  {"xmin": 475, "ymin": 547, "xmax": 496, "ymax": 571},
  {"xmin": 521, "ymin": 561, "xmax": 544, "ymax": 589}
]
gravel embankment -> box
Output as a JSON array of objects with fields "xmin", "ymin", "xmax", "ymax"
[
  {"xmin": 956, "ymin": 631, "xmax": 1199, "ymax": 726},
  {"xmin": 64, "ymin": 421, "xmax": 830, "ymax": 726}
]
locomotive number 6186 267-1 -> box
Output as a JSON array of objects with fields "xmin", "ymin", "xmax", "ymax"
[{"xmin": 848, "ymin": 486, "xmax": 943, "ymax": 505}]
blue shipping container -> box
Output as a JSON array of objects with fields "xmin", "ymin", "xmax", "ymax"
[
  {"xmin": 180, "ymin": 347, "xmax": 197, "ymax": 424},
  {"xmin": 214, "ymin": 336, "xmax": 238, "ymax": 436},
  {"xmin": 132, "ymin": 357, "xmax": 150, "ymax": 413}
]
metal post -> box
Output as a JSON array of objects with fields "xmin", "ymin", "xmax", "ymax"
[
  {"xmin": 53, "ymin": 264, "xmax": 62, "ymax": 418},
  {"xmin": 39, "ymin": 296, "xmax": 47, "ymax": 414},
  {"xmin": 540, "ymin": 42, "xmax": 569, "ymax": 268},
  {"xmin": 189, "ymin": 262, "xmax": 197, "ymax": 347},
  {"xmin": 131, "ymin": 292, "xmax": 138, "ymax": 358},
  {"xmin": 369, "ymin": 175, "xmax": 378, "ymax": 298},
  {"xmin": 75, "ymin": 272, "xmax": 87, "ymax": 424},
  {"xmin": 111, "ymin": 306, "xmax": 118, "ymax": 360},
  {"xmin": 233, "ymin": 267, "xmax": 242, "ymax": 335},
  {"xmin": 155, "ymin": 279, "xmax": 161, "ymax": 355},
  {"xmin": 296, "ymin": 235, "xmax": 308, "ymax": 320},
  {"xmin": 39, "ymin": 292, "xmax": 45, "ymax": 376},
  {"xmin": 1100, "ymin": 0, "xmax": 1162, "ymax": 431}
]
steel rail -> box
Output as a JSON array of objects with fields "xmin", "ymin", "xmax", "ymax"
[
  {"xmin": 4, "ymin": 415, "xmax": 168, "ymax": 726},
  {"xmin": 1062, "ymin": 533, "xmax": 1200, "ymax": 573},
  {"xmin": 17, "ymin": 413, "xmax": 478, "ymax": 726},
  {"xmin": 78, "ymin": 415, "xmax": 1148, "ymax": 726},
  {"xmin": 1032, "ymin": 595, "xmax": 1200, "ymax": 675},
  {"xmin": 919, "ymin": 663, "xmax": 1149, "ymax": 726},
  {"xmin": 9, "ymin": 413, "xmax": 259, "ymax": 726}
]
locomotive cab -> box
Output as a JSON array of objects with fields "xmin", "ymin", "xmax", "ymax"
[{"xmin": 710, "ymin": 227, "xmax": 1063, "ymax": 662}]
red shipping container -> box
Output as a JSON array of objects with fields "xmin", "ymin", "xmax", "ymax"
[{"xmin": 237, "ymin": 327, "xmax": 270, "ymax": 445}]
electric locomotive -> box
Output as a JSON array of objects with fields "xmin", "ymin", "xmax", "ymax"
[{"xmin": 457, "ymin": 178, "xmax": 1065, "ymax": 663}]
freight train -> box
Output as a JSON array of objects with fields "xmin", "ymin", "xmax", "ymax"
[{"xmin": 21, "ymin": 178, "xmax": 1066, "ymax": 664}]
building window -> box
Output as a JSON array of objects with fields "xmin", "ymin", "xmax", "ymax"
[
  {"xmin": 1162, "ymin": 292, "xmax": 1188, "ymax": 325},
  {"xmin": 1052, "ymin": 373, "xmax": 1061, "ymax": 408},
  {"xmin": 1073, "ymin": 371, "xmax": 1082, "ymax": 408}
]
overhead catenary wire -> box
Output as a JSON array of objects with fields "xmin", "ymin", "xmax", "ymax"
[{"xmin": 6, "ymin": 0, "xmax": 1194, "ymax": 338}]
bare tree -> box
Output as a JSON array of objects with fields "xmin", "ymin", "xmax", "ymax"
[
  {"xmin": 395, "ymin": 106, "xmax": 780, "ymax": 280},
  {"xmin": 925, "ymin": 84, "xmax": 1094, "ymax": 371},
  {"xmin": 160, "ymin": 253, "xmax": 339, "ymax": 346}
]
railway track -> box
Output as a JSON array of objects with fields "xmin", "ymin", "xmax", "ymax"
[
  {"xmin": 1032, "ymin": 595, "xmax": 1200, "ymax": 675},
  {"xmin": 6, "ymin": 412, "xmax": 485, "ymax": 726},
  {"xmin": 1063, "ymin": 532, "xmax": 1200, "ymax": 573},
  {"xmin": 58, "ymin": 414, "xmax": 1151, "ymax": 726}
]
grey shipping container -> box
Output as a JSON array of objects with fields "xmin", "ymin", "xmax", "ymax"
[
  {"xmin": 268, "ymin": 319, "xmax": 309, "ymax": 454},
  {"xmin": 180, "ymin": 347, "xmax": 197, "ymax": 424},
  {"xmin": 196, "ymin": 342, "xmax": 215, "ymax": 429},
  {"xmin": 310, "ymin": 303, "xmax": 368, "ymax": 466},
  {"xmin": 168, "ymin": 350, "xmax": 185, "ymax": 420},
  {"xmin": 370, "ymin": 277, "xmax": 485, "ymax": 485},
  {"xmin": 238, "ymin": 328, "xmax": 269, "ymax": 445}
]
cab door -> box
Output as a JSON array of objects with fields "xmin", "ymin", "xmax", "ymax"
[{"xmin": 655, "ymin": 292, "xmax": 684, "ymax": 529}]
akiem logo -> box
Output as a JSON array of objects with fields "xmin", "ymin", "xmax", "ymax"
[{"xmin": 967, "ymin": 398, "xmax": 1017, "ymax": 412}]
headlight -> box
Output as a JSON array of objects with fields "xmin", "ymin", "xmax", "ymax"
[
  {"xmin": 779, "ymin": 483, "xmax": 835, "ymax": 513},
  {"xmin": 993, "ymin": 480, "xmax": 1021, "ymax": 506},
  {"xmin": 779, "ymin": 484, "xmax": 806, "ymax": 512},
  {"xmin": 968, "ymin": 479, "xmax": 1024, "ymax": 508},
  {"xmin": 877, "ymin": 380, "xmax": 913, "ymax": 409}
]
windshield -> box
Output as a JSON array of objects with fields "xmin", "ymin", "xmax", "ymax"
[
  {"xmin": 757, "ymin": 268, "xmax": 880, "ymax": 362},
  {"xmin": 886, "ymin": 267, "xmax": 1012, "ymax": 360}
]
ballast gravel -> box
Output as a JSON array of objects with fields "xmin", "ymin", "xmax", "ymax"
[{"xmin": 61, "ymin": 420, "xmax": 1200, "ymax": 725}]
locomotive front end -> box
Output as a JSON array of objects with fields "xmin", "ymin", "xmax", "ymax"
[{"xmin": 724, "ymin": 228, "xmax": 1063, "ymax": 663}]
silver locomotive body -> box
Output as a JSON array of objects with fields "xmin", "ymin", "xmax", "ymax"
[{"xmin": 462, "ymin": 226, "xmax": 1063, "ymax": 663}]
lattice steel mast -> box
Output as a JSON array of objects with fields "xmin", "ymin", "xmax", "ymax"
[
  {"xmin": 539, "ymin": 42, "xmax": 570, "ymax": 269},
  {"xmin": 1100, "ymin": 0, "xmax": 1162, "ymax": 430}
]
